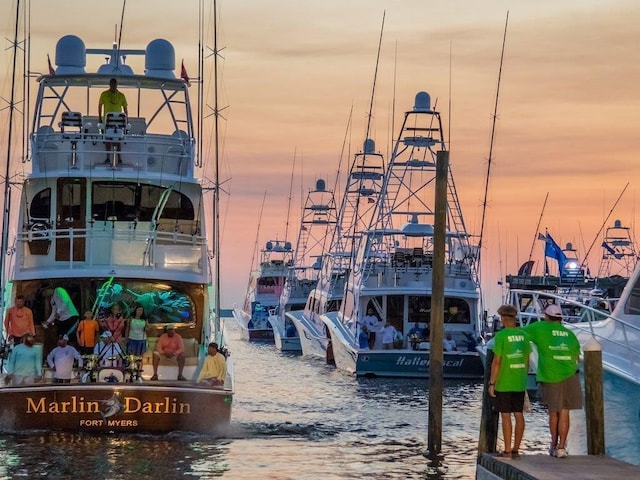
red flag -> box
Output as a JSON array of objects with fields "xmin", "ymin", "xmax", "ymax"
[
  {"xmin": 180, "ymin": 60, "xmax": 190, "ymax": 86},
  {"xmin": 47, "ymin": 54, "xmax": 55, "ymax": 75}
]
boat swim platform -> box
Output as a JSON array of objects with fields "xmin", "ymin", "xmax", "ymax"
[{"xmin": 477, "ymin": 453, "xmax": 640, "ymax": 480}]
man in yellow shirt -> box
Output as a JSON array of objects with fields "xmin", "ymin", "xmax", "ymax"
[
  {"xmin": 98, "ymin": 78, "xmax": 128, "ymax": 163},
  {"xmin": 197, "ymin": 342, "xmax": 226, "ymax": 387}
]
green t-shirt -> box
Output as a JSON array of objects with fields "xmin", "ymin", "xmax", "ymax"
[
  {"xmin": 492, "ymin": 326, "xmax": 531, "ymax": 392},
  {"xmin": 523, "ymin": 320, "xmax": 580, "ymax": 383}
]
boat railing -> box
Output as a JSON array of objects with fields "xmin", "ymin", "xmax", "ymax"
[
  {"xmin": 510, "ymin": 289, "xmax": 640, "ymax": 385},
  {"xmin": 16, "ymin": 224, "xmax": 207, "ymax": 276},
  {"xmin": 359, "ymin": 257, "xmax": 473, "ymax": 288},
  {"xmin": 31, "ymin": 127, "xmax": 195, "ymax": 176}
]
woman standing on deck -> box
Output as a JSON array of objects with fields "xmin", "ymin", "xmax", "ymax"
[{"xmin": 125, "ymin": 304, "xmax": 148, "ymax": 356}]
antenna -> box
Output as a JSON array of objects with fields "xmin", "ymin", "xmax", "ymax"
[{"xmin": 115, "ymin": 0, "xmax": 127, "ymax": 68}]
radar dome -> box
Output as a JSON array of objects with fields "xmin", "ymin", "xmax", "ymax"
[
  {"xmin": 363, "ymin": 138, "xmax": 376, "ymax": 154},
  {"xmin": 55, "ymin": 35, "xmax": 86, "ymax": 74},
  {"xmin": 145, "ymin": 39, "xmax": 176, "ymax": 78},
  {"xmin": 414, "ymin": 92, "xmax": 431, "ymax": 112}
]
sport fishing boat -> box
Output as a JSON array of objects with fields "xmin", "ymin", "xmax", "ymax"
[
  {"xmin": 233, "ymin": 239, "xmax": 293, "ymax": 342},
  {"xmin": 0, "ymin": 6, "xmax": 233, "ymax": 433},
  {"xmin": 321, "ymin": 92, "xmax": 484, "ymax": 378},
  {"xmin": 270, "ymin": 179, "xmax": 337, "ymax": 352},
  {"xmin": 286, "ymin": 138, "xmax": 385, "ymax": 360}
]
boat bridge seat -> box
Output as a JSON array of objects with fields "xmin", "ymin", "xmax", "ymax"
[
  {"xmin": 142, "ymin": 336, "xmax": 199, "ymax": 367},
  {"xmin": 60, "ymin": 112, "xmax": 83, "ymax": 138},
  {"xmin": 104, "ymin": 112, "xmax": 127, "ymax": 141}
]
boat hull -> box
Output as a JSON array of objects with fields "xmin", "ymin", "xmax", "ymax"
[
  {"xmin": 246, "ymin": 328, "xmax": 275, "ymax": 343},
  {"xmin": 274, "ymin": 334, "xmax": 302, "ymax": 352},
  {"xmin": 331, "ymin": 335, "xmax": 483, "ymax": 379},
  {"xmin": 0, "ymin": 382, "xmax": 232, "ymax": 434},
  {"xmin": 357, "ymin": 351, "xmax": 483, "ymax": 379},
  {"xmin": 286, "ymin": 311, "xmax": 328, "ymax": 359}
]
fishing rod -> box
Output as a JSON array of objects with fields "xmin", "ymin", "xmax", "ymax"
[
  {"xmin": 528, "ymin": 192, "xmax": 549, "ymax": 275},
  {"xmin": 284, "ymin": 150, "xmax": 297, "ymax": 244},
  {"xmin": 476, "ymin": 11, "xmax": 509, "ymax": 280},
  {"xmin": 349, "ymin": 11, "xmax": 385, "ymax": 275},
  {"xmin": 243, "ymin": 191, "xmax": 267, "ymax": 310}
]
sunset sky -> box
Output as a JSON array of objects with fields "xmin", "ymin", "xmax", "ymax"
[{"xmin": 1, "ymin": 0, "xmax": 639, "ymax": 313}]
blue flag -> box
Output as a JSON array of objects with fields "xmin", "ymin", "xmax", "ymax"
[{"xmin": 544, "ymin": 233, "xmax": 567, "ymax": 275}]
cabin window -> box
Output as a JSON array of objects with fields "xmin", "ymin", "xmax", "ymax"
[
  {"xmin": 91, "ymin": 182, "xmax": 195, "ymax": 222},
  {"xmin": 326, "ymin": 299, "xmax": 341, "ymax": 312},
  {"xmin": 93, "ymin": 279, "xmax": 197, "ymax": 326},
  {"xmin": 30, "ymin": 188, "xmax": 51, "ymax": 219},
  {"xmin": 445, "ymin": 298, "xmax": 471, "ymax": 324},
  {"xmin": 408, "ymin": 296, "xmax": 431, "ymax": 324}
]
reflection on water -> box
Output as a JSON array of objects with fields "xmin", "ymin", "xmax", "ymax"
[{"xmin": 0, "ymin": 321, "xmax": 637, "ymax": 478}]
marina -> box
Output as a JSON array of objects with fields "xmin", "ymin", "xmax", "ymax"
[{"xmin": 1, "ymin": 0, "xmax": 640, "ymax": 478}]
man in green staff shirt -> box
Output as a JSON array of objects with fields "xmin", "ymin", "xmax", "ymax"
[
  {"xmin": 523, "ymin": 304, "xmax": 582, "ymax": 459},
  {"xmin": 489, "ymin": 304, "xmax": 531, "ymax": 459}
]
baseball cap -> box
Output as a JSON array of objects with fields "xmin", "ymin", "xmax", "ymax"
[
  {"xmin": 59, "ymin": 334, "xmax": 69, "ymax": 341},
  {"xmin": 165, "ymin": 323, "xmax": 175, "ymax": 330},
  {"xmin": 544, "ymin": 304, "xmax": 563, "ymax": 318},
  {"xmin": 101, "ymin": 331, "xmax": 112, "ymax": 338}
]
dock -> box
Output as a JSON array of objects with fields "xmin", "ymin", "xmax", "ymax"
[{"xmin": 477, "ymin": 453, "xmax": 640, "ymax": 480}]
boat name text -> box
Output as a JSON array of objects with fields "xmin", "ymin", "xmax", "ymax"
[{"xmin": 25, "ymin": 396, "xmax": 191, "ymax": 415}]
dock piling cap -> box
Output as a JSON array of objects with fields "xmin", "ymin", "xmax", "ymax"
[{"xmin": 583, "ymin": 337, "xmax": 602, "ymax": 351}]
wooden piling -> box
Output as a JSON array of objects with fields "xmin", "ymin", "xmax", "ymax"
[
  {"xmin": 583, "ymin": 338, "xmax": 605, "ymax": 455},
  {"xmin": 428, "ymin": 149, "xmax": 448, "ymax": 454},
  {"xmin": 477, "ymin": 348, "xmax": 499, "ymax": 455}
]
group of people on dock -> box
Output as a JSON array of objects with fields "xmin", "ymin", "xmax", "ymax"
[
  {"xmin": 2, "ymin": 291, "xmax": 226, "ymax": 387},
  {"xmin": 488, "ymin": 303, "xmax": 582, "ymax": 460}
]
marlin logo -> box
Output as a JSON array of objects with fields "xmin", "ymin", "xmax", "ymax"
[{"xmin": 99, "ymin": 395, "xmax": 124, "ymax": 420}]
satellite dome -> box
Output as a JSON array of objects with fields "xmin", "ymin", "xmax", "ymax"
[
  {"xmin": 145, "ymin": 39, "xmax": 176, "ymax": 78},
  {"xmin": 55, "ymin": 35, "xmax": 86, "ymax": 74}
]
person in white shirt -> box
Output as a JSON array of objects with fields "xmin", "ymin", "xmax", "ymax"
[
  {"xmin": 94, "ymin": 331, "xmax": 125, "ymax": 368},
  {"xmin": 443, "ymin": 333, "xmax": 457, "ymax": 352},
  {"xmin": 360, "ymin": 308, "xmax": 380, "ymax": 349},
  {"xmin": 46, "ymin": 334, "xmax": 83, "ymax": 383},
  {"xmin": 381, "ymin": 323, "xmax": 397, "ymax": 350}
]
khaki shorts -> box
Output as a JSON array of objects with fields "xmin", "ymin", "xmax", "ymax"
[{"xmin": 539, "ymin": 372, "xmax": 583, "ymax": 412}]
